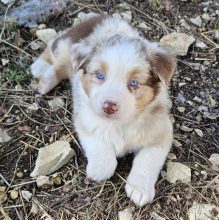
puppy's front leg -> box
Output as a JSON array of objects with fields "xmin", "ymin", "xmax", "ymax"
[
  {"xmin": 125, "ymin": 146, "xmax": 170, "ymax": 206},
  {"xmin": 81, "ymin": 136, "xmax": 118, "ymax": 181}
]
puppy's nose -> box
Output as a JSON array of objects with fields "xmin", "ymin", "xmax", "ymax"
[{"xmin": 102, "ymin": 101, "xmax": 118, "ymax": 115}]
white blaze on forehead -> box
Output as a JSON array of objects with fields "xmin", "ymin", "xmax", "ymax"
[{"xmin": 92, "ymin": 39, "xmax": 150, "ymax": 81}]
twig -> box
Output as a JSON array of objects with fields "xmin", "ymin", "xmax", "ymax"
[
  {"xmin": 1, "ymin": 39, "xmax": 33, "ymax": 58},
  {"xmin": 0, "ymin": 4, "xmax": 11, "ymax": 41},
  {"xmin": 0, "ymin": 173, "xmax": 10, "ymax": 187},
  {"xmin": 11, "ymin": 180, "xmax": 36, "ymax": 188},
  {"xmin": 0, "ymin": 206, "xmax": 12, "ymax": 220}
]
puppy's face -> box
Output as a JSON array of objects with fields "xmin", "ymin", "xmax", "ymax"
[{"xmin": 73, "ymin": 36, "xmax": 175, "ymax": 120}]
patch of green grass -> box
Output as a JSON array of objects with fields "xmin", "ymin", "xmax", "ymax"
[{"xmin": 6, "ymin": 67, "xmax": 32, "ymax": 84}]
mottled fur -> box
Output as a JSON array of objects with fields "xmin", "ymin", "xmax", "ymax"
[{"xmin": 31, "ymin": 15, "xmax": 176, "ymax": 206}]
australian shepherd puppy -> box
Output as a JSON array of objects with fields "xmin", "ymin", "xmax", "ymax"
[{"xmin": 31, "ymin": 15, "xmax": 176, "ymax": 206}]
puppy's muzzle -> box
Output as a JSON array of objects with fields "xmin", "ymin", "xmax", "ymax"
[{"xmin": 102, "ymin": 101, "xmax": 118, "ymax": 115}]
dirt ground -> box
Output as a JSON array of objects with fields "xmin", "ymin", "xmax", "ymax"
[{"xmin": 0, "ymin": 0, "xmax": 218, "ymax": 219}]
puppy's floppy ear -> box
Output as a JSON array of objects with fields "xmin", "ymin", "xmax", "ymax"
[
  {"xmin": 71, "ymin": 41, "xmax": 93, "ymax": 72},
  {"xmin": 150, "ymin": 51, "xmax": 176, "ymax": 86}
]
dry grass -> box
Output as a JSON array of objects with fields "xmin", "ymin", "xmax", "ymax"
[{"xmin": 0, "ymin": 0, "xmax": 218, "ymax": 219}]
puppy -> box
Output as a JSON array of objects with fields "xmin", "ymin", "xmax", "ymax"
[{"xmin": 31, "ymin": 15, "xmax": 176, "ymax": 206}]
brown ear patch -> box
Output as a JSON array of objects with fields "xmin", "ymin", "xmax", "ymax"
[
  {"xmin": 52, "ymin": 15, "xmax": 107, "ymax": 52},
  {"xmin": 150, "ymin": 52, "xmax": 176, "ymax": 86}
]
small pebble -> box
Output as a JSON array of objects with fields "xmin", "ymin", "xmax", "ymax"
[
  {"xmin": 53, "ymin": 174, "xmax": 62, "ymax": 186},
  {"xmin": 62, "ymin": 184, "xmax": 73, "ymax": 193},
  {"xmin": 202, "ymin": 13, "xmax": 211, "ymax": 21},
  {"xmin": 10, "ymin": 190, "xmax": 18, "ymax": 200},
  {"xmin": 21, "ymin": 190, "xmax": 32, "ymax": 202},
  {"xmin": 0, "ymin": 186, "xmax": 6, "ymax": 195},
  {"xmin": 16, "ymin": 171, "xmax": 24, "ymax": 178},
  {"xmin": 36, "ymin": 176, "xmax": 53, "ymax": 188},
  {"xmin": 177, "ymin": 107, "xmax": 185, "ymax": 113},
  {"xmin": 193, "ymin": 96, "xmax": 202, "ymax": 103},
  {"xmin": 209, "ymin": 96, "xmax": 216, "ymax": 108},
  {"xmin": 30, "ymin": 201, "xmax": 40, "ymax": 215},
  {"xmin": 167, "ymin": 153, "xmax": 177, "ymax": 160},
  {"xmin": 190, "ymin": 16, "xmax": 202, "ymax": 27},
  {"xmin": 180, "ymin": 125, "xmax": 193, "ymax": 132},
  {"xmin": 1, "ymin": 59, "xmax": 9, "ymax": 66},
  {"xmin": 173, "ymin": 139, "xmax": 182, "ymax": 148},
  {"xmin": 194, "ymin": 129, "xmax": 203, "ymax": 137}
]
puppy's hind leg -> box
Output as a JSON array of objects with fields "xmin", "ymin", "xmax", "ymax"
[
  {"xmin": 31, "ymin": 46, "xmax": 60, "ymax": 94},
  {"xmin": 31, "ymin": 38, "xmax": 73, "ymax": 94}
]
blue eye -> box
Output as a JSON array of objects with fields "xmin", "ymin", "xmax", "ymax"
[
  {"xmin": 96, "ymin": 72, "xmax": 105, "ymax": 80},
  {"xmin": 129, "ymin": 79, "xmax": 138, "ymax": 88}
]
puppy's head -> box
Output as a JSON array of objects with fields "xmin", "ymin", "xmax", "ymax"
[{"xmin": 72, "ymin": 35, "xmax": 176, "ymax": 120}]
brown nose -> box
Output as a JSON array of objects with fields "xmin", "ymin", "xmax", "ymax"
[{"xmin": 102, "ymin": 101, "xmax": 118, "ymax": 115}]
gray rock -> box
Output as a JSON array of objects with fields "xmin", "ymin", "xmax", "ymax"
[
  {"xmin": 195, "ymin": 40, "xmax": 207, "ymax": 49},
  {"xmin": 48, "ymin": 97, "xmax": 64, "ymax": 111},
  {"xmin": 214, "ymin": 31, "xmax": 219, "ymax": 41},
  {"xmin": 151, "ymin": 212, "xmax": 165, "ymax": 220},
  {"xmin": 177, "ymin": 107, "xmax": 185, "ymax": 113},
  {"xmin": 202, "ymin": 13, "xmax": 211, "ymax": 21},
  {"xmin": 209, "ymin": 154, "xmax": 219, "ymax": 166},
  {"xmin": 194, "ymin": 129, "xmax": 203, "ymax": 137},
  {"xmin": 36, "ymin": 176, "xmax": 53, "ymax": 188},
  {"xmin": 179, "ymin": 19, "xmax": 191, "ymax": 30},
  {"xmin": 27, "ymin": 103, "xmax": 39, "ymax": 111},
  {"xmin": 166, "ymin": 162, "xmax": 191, "ymax": 183},
  {"xmin": 180, "ymin": 125, "xmax": 193, "ymax": 132},
  {"xmin": 176, "ymin": 93, "xmax": 186, "ymax": 103},
  {"xmin": 30, "ymin": 41, "xmax": 44, "ymax": 50},
  {"xmin": 204, "ymin": 112, "xmax": 219, "ymax": 120},
  {"xmin": 138, "ymin": 22, "xmax": 151, "ymax": 31},
  {"xmin": 118, "ymin": 2, "xmax": 131, "ymax": 10},
  {"xmin": 30, "ymin": 141, "xmax": 75, "ymax": 177},
  {"xmin": 21, "ymin": 190, "xmax": 32, "ymax": 202},
  {"xmin": 0, "ymin": 130, "xmax": 11, "ymax": 143},
  {"xmin": 167, "ymin": 153, "xmax": 177, "ymax": 160},
  {"xmin": 190, "ymin": 16, "xmax": 202, "ymax": 27},
  {"xmin": 118, "ymin": 208, "xmax": 133, "ymax": 220},
  {"xmin": 188, "ymin": 202, "xmax": 219, "ymax": 220},
  {"xmin": 173, "ymin": 139, "xmax": 182, "ymax": 148},
  {"xmin": 121, "ymin": 11, "xmax": 132, "ymax": 22},
  {"xmin": 160, "ymin": 32, "xmax": 195, "ymax": 56},
  {"xmin": 193, "ymin": 96, "xmax": 202, "ymax": 103},
  {"xmin": 36, "ymin": 29, "xmax": 57, "ymax": 44},
  {"xmin": 30, "ymin": 201, "xmax": 40, "ymax": 215}
]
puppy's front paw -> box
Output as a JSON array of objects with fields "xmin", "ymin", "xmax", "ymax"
[
  {"xmin": 125, "ymin": 173, "xmax": 155, "ymax": 207},
  {"xmin": 86, "ymin": 158, "xmax": 117, "ymax": 182}
]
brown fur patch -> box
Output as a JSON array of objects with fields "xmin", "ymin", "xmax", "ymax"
[
  {"xmin": 127, "ymin": 68, "xmax": 161, "ymax": 109},
  {"xmin": 145, "ymin": 71, "xmax": 160, "ymax": 97},
  {"xmin": 99, "ymin": 61, "xmax": 109, "ymax": 75},
  {"xmin": 154, "ymin": 131, "xmax": 166, "ymax": 146},
  {"xmin": 52, "ymin": 15, "xmax": 107, "ymax": 52},
  {"xmin": 151, "ymin": 104, "xmax": 165, "ymax": 115},
  {"xmin": 81, "ymin": 73, "xmax": 92, "ymax": 95},
  {"xmin": 135, "ymin": 86, "xmax": 154, "ymax": 109},
  {"xmin": 56, "ymin": 63, "xmax": 72, "ymax": 81},
  {"xmin": 80, "ymin": 61, "xmax": 108, "ymax": 95}
]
